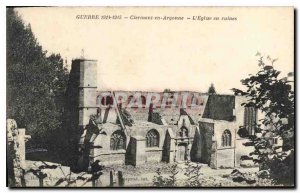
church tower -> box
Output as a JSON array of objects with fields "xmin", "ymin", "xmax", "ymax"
[
  {"xmin": 76, "ymin": 59, "xmax": 98, "ymax": 129},
  {"xmin": 66, "ymin": 59, "xmax": 98, "ymax": 134}
]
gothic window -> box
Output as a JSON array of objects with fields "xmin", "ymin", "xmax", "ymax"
[
  {"xmin": 178, "ymin": 126, "xmax": 189, "ymax": 138},
  {"xmin": 221, "ymin": 130, "xmax": 232, "ymax": 147},
  {"xmin": 127, "ymin": 95, "xmax": 138, "ymax": 108},
  {"xmin": 141, "ymin": 95, "xmax": 146, "ymax": 108},
  {"xmin": 191, "ymin": 95, "xmax": 199, "ymax": 106},
  {"xmin": 127, "ymin": 95, "xmax": 133, "ymax": 105},
  {"xmin": 110, "ymin": 130, "xmax": 126, "ymax": 150},
  {"xmin": 244, "ymin": 106, "xmax": 257, "ymax": 135},
  {"xmin": 101, "ymin": 95, "xmax": 113, "ymax": 106},
  {"xmin": 146, "ymin": 129, "xmax": 159, "ymax": 147}
]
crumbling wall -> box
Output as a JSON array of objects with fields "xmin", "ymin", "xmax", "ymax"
[
  {"xmin": 214, "ymin": 121, "xmax": 236, "ymax": 168},
  {"xmin": 7, "ymin": 119, "xmax": 30, "ymax": 187}
]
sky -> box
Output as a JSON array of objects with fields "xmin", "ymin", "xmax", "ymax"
[{"xmin": 15, "ymin": 7, "xmax": 294, "ymax": 93}]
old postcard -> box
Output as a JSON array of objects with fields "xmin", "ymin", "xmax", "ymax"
[{"xmin": 6, "ymin": 7, "xmax": 294, "ymax": 188}]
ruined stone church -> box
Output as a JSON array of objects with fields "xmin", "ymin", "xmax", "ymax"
[{"xmin": 65, "ymin": 59, "xmax": 258, "ymax": 170}]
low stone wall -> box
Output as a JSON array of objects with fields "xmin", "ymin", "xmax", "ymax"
[
  {"xmin": 216, "ymin": 148, "xmax": 235, "ymax": 168},
  {"xmin": 94, "ymin": 151, "xmax": 126, "ymax": 166},
  {"xmin": 145, "ymin": 149, "xmax": 163, "ymax": 162}
]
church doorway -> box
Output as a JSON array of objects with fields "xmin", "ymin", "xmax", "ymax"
[{"xmin": 176, "ymin": 143, "xmax": 187, "ymax": 161}]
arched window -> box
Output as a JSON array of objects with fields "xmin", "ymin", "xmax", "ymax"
[
  {"xmin": 127, "ymin": 95, "xmax": 133, "ymax": 105},
  {"xmin": 222, "ymin": 130, "xmax": 232, "ymax": 147},
  {"xmin": 110, "ymin": 130, "xmax": 126, "ymax": 150},
  {"xmin": 190, "ymin": 96, "xmax": 198, "ymax": 106},
  {"xmin": 178, "ymin": 126, "xmax": 188, "ymax": 138},
  {"xmin": 141, "ymin": 95, "xmax": 146, "ymax": 107},
  {"xmin": 127, "ymin": 95, "xmax": 138, "ymax": 108},
  {"xmin": 101, "ymin": 96, "xmax": 113, "ymax": 106},
  {"xmin": 146, "ymin": 129, "xmax": 159, "ymax": 147}
]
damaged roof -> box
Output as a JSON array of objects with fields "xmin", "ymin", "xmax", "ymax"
[{"xmin": 202, "ymin": 95, "xmax": 235, "ymax": 121}]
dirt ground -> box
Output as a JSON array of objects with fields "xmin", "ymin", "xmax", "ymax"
[
  {"xmin": 23, "ymin": 160, "xmax": 277, "ymax": 187},
  {"xmin": 99, "ymin": 162, "xmax": 271, "ymax": 187}
]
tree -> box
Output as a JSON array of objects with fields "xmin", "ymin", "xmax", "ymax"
[
  {"xmin": 232, "ymin": 53, "xmax": 294, "ymax": 185},
  {"xmin": 208, "ymin": 83, "xmax": 216, "ymax": 95},
  {"xmin": 6, "ymin": 8, "xmax": 69, "ymax": 152}
]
